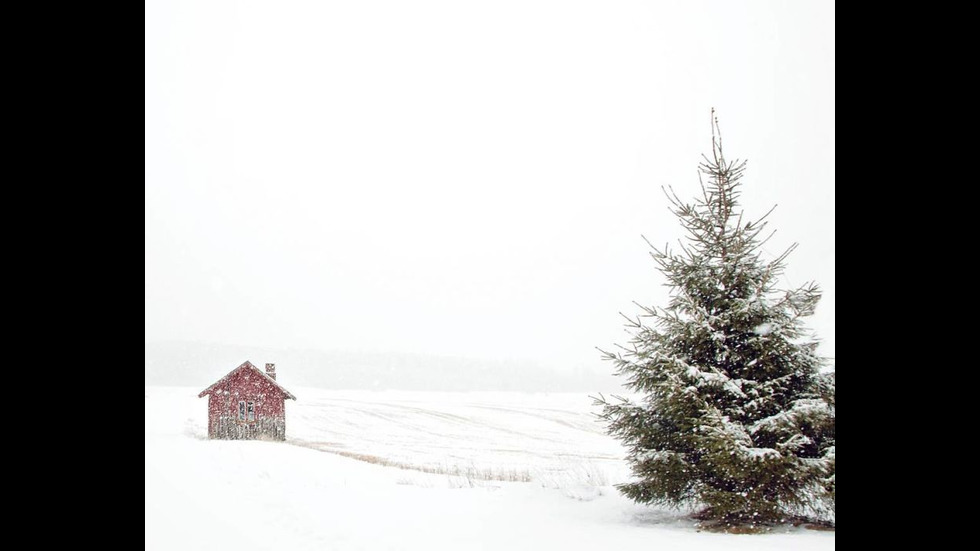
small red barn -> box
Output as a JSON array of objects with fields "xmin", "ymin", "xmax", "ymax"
[{"xmin": 198, "ymin": 361, "xmax": 297, "ymax": 441}]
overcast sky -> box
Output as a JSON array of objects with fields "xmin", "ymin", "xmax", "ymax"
[{"xmin": 145, "ymin": 0, "xmax": 835, "ymax": 371}]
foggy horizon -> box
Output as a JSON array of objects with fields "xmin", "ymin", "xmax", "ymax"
[{"xmin": 145, "ymin": 1, "xmax": 835, "ymax": 377}]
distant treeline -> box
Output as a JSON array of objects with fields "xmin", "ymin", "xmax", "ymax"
[{"xmin": 144, "ymin": 341, "xmax": 618, "ymax": 392}]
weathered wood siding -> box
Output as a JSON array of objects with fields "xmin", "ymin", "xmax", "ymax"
[{"xmin": 208, "ymin": 408, "xmax": 286, "ymax": 440}]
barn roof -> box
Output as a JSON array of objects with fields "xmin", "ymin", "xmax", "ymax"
[{"xmin": 197, "ymin": 360, "xmax": 298, "ymax": 400}]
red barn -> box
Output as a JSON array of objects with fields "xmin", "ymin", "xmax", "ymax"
[{"xmin": 198, "ymin": 361, "xmax": 297, "ymax": 441}]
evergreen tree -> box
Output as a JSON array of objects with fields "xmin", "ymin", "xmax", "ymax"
[{"xmin": 596, "ymin": 112, "xmax": 835, "ymax": 526}]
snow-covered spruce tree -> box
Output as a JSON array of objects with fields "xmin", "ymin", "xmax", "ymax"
[{"xmin": 596, "ymin": 113, "xmax": 834, "ymax": 526}]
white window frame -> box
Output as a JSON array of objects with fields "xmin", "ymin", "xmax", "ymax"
[{"xmin": 238, "ymin": 401, "xmax": 256, "ymax": 422}]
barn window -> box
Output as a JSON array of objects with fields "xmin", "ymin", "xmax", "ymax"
[{"xmin": 238, "ymin": 401, "xmax": 256, "ymax": 422}]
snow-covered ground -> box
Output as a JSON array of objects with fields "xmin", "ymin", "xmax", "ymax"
[{"xmin": 145, "ymin": 386, "xmax": 835, "ymax": 550}]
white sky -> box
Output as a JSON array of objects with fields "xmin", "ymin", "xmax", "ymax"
[{"xmin": 145, "ymin": 0, "xmax": 835, "ymax": 371}]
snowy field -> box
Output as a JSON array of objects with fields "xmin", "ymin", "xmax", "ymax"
[{"xmin": 145, "ymin": 386, "xmax": 835, "ymax": 550}]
